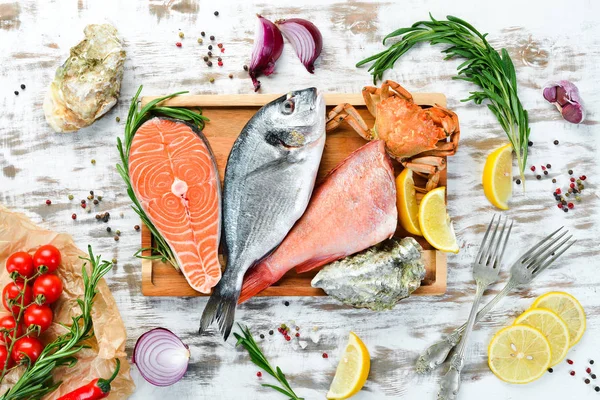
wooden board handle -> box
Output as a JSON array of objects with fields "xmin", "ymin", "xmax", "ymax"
[{"xmin": 141, "ymin": 93, "xmax": 447, "ymax": 108}]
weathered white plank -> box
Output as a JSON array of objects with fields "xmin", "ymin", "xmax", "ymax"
[{"xmin": 0, "ymin": 0, "xmax": 599, "ymax": 399}]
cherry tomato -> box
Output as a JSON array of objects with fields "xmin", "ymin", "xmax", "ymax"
[
  {"xmin": 0, "ymin": 314, "xmax": 24, "ymax": 343},
  {"xmin": 33, "ymin": 244, "xmax": 61, "ymax": 274},
  {"xmin": 5, "ymin": 252, "xmax": 34, "ymax": 280},
  {"xmin": 11, "ymin": 336, "xmax": 43, "ymax": 364},
  {"xmin": 2, "ymin": 282, "xmax": 33, "ymax": 315},
  {"xmin": 23, "ymin": 304, "xmax": 53, "ymax": 334},
  {"xmin": 0, "ymin": 344, "xmax": 10, "ymax": 369},
  {"xmin": 32, "ymin": 275, "xmax": 63, "ymax": 305}
]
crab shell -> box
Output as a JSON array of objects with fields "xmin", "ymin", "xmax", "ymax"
[{"xmin": 373, "ymin": 96, "xmax": 448, "ymax": 159}]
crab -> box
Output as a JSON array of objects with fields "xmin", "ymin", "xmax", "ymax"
[{"xmin": 326, "ymin": 80, "xmax": 460, "ymax": 192}]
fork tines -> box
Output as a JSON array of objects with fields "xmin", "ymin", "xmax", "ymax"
[
  {"xmin": 477, "ymin": 215, "xmax": 514, "ymax": 268},
  {"xmin": 520, "ymin": 226, "xmax": 576, "ymax": 275}
]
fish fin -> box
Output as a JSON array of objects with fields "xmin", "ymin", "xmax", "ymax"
[
  {"xmin": 199, "ymin": 283, "xmax": 239, "ymax": 341},
  {"xmin": 295, "ymin": 254, "xmax": 346, "ymax": 274},
  {"xmin": 239, "ymin": 265, "xmax": 277, "ymax": 304}
]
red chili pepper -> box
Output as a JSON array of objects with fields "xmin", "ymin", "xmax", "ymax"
[{"xmin": 57, "ymin": 359, "xmax": 120, "ymax": 400}]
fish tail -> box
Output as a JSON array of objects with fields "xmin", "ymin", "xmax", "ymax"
[
  {"xmin": 239, "ymin": 264, "xmax": 276, "ymax": 304},
  {"xmin": 199, "ymin": 281, "xmax": 240, "ymax": 341}
]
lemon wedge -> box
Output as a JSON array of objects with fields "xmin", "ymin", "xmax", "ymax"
[
  {"xmin": 326, "ymin": 332, "xmax": 370, "ymax": 400},
  {"xmin": 514, "ymin": 308, "xmax": 570, "ymax": 366},
  {"xmin": 482, "ymin": 143, "xmax": 513, "ymax": 210},
  {"xmin": 531, "ymin": 292, "xmax": 586, "ymax": 347},
  {"xmin": 396, "ymin": 168, "xmax": 422, "ymax": 236},
  {"xmin": 488, "ymin": 324, "xmax": 551, "ymax": 384},
  {"xmin": 418, "ymin": 187, "xmax": 459, "ymax": 253}
]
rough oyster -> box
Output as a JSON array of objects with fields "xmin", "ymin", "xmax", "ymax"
[
  {"xmin": 311, "ymin": 237, "xmax": 425, "ymax": 311},
  {"xmin": 43, "ymin": 24, "xmax": 126, "ymax": 133}
]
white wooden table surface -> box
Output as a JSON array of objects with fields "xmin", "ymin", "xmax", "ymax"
[{"xmin": 1, "ymin": 0, "xmax": 599, "ymax": 399}]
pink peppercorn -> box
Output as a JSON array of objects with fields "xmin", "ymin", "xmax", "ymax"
[
  {"xmin": 257, "ymin": 371, "xmax": 262, "ymax": 378},
  {"xmin": 45, "ymin": 199, "xmax": 51, "ymax": 205},
  {"xmin": 570, "ymin": 370, "xmax": 576, "ymax": 376},
  {"xmin": 322, "ymin": 353, "xmax": 328, "ymax": 359},
  {"xmin": 587, "ymin": 367, "xmax": 592, "ymax": 374},
  {"xmin": 176, "ymin": 42, "xmax": 182, "ymax": 47},
  {"xmin": 71, "ymin": 213, "xmax": 77, "ymax": 220},
  {"xmin": 555, "ymin": 188, "xmax": 561, "ymax": 195},
  {"xmin": 530, "ymin": 166, "xmax": 536, "ymax": 172},
  {"xmin": 557, "ymin": 203, "xmax": 563, "ymax": 209},
  {"xmin": 568, "ymin": 202, "xmax": 574, "ymax": 209},
  {"xmin": 580, "ymin": 175, "xmax": 587, "ymax": 181},
  {"xmin": 570, "ymin": 177, "xmax": 576, "ymax": 182},
  {"xmin": 567, "ymin": 359, "xmax": 574, "ymax": 365}
]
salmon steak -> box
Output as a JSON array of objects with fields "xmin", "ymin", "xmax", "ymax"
[
  {"xmin": 129, "ymin": 117, "xmax": 221, "ymax": 294},
  {"xmin": 239, "ymin": 140, "xmax": 398, "ymax": 303}
]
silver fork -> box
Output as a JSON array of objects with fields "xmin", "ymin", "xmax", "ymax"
[
  {"xmin": 437, "ymin": 215, "xmax": 511, "ymax": 400},
  {"xmin": 416, "ymin": 226, "xmax": 576, "ymax": 374}
]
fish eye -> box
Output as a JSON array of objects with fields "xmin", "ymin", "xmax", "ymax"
[{"xmin": 281, "ymin": 99, "xmax": 295, "ymax": 115}]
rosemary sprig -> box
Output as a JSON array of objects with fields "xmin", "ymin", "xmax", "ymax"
[
  {"xmin": 357, "ymin": 14, "xmax": 530, "ymax": 185},
  {"xmin": 1, "ymin": 246, "xmax": 113, "ymax": 400},
  {"xmin": 116, "ymin": 86, "xmax": 209, "ymax": 269},
  {"xmin": 234, "ymin": 324, "xmax": 304, "ymax": 400}
]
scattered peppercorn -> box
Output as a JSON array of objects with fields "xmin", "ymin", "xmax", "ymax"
[
  {"xmin": 536, "ymin": 175, "xmax": 541, "ymax": 180},
  {"xmin": 563, "ymin": 208, "xmax": 568, "ymax": 213},
  {"xmin": 201, "ymin": 31, "xmax": 205, "ymax": 37},
  {"xmin": 557, "ymin": 203, "xmax": 563, "ymax": 209},
  {"xmin": 528, "ymin": 141, "xmax": 533, "ymax": 146},
  {"xmin": 515, "ymin": 179, "xmax": 521, "ymax": 185},
  {"xmin": 116, "ymin": 230, "xmax": 121, "ymax": 236},
  {"xmin": 71, "ymin": 213, "xmax": 77, "ymax": 220},
  {"xmin": 68, "ymin": 194, "xmax": 74, "ymax": 200},
  {"xmin": 209, "ymin": 77, "xmax": 215, "ymax": 83},
  {"xmin": 570, "ymin": 177, "xmax": 576, "ymax": 182},
  {"xmin": 269, "ymin": 330, "xmax": 274, "ymax": 335},
  {"xmin": 98, "ymin": 195, "xmax": 103, "ymax": 201},
  {"xmin": 568, "ymin": 169, "xmax": 573, "ymax": 175},
  {"xmin": 295, "ymin": 332, "xmax": 300, "ymax": 337},
  {"xmin": 554, "ymin": 140, "xmax": 559, "ymax": 145},
  {"xmin": 214, "ymin": 11, "xmax": 219, "ymax": 16},
  {"xmin": 95, "ymin": 214, "xmax": 101, "ymax": 220},
  {"xmin": 568, "ymin": 202, "xmax": 574, "ymax": 209},
  {"xmin": 259, "ymin": 334, "xmax": 264, "ymax": 339},
  {"xmin": 107, "ymin": 227, "xmax": 112, "ymax": 233},
  {"xmin": 207, "ymin": 61, "xmax": 213, "ymax": 67},
  {"xmin": 217, "ymin": 43, "xmax": 223, "ymax": 48},
  {"xmin": 45, "ymin": 199, "xmax": 51, "ymax": 205},
  {"xmin": 546, "ymin": 164, "xmax": 551, "ymax": 169},
  {"xmin": 595, "ymin": 386, "xmax": 600, "ymax": 392},
  {"xmin": 116, "ymin": 116, "xmax": 121, "ymax": 122},
  {"xmin": 135, "ymin": 225, "xmax": 140, "ymax": 231},
  {"xmin": 243, "ymin": 65, "xmax": 248, "ymax": 71},
  {"xmin": 102, "ymin": 212, "xmax": 110, "ymax": 222},
  {"xmin": 541, "ymin": 165, "xmax": 546, "ymax": 171},
  {"xmin": 91, "ymin": 159, "xmax": 96, "ymax": 165},
  {"xmin": 548, "ymin": 368, "xmax": 553, "ymax": 373},
  {"xmin": 93, "ymin": 199, "xmax": 99, "ymax": 205},
  {"xmin": 544, "ymin": 170, "xmax": 548, "ymax": 175},
  {"xmin": 218, "ymin": 61, "xmax": 223, "ymax": 67},
  {"xmin": 256, "ymin": 371, "xmax": 262, "ymax": 378},
  {"xmin": 284, "ymin": 301, "xmax": 289, "ymax": 306},
  {"xmin": 570, "ymin": 370, "xmax": 576, "ymax": 376},
  {"xmin": 530, "ymin": 166, "xmax": 536, "ymax": 172},
  {"xmin": 87, "ymin": 194, "xmax": 93, "ymax": 200},
  {"xmin": 580, "ymin": 175, "xmax": 587, "ymax": 181},
  {"xmin": 14, "ymin": 91, "xmax": 19, "ymax": 96},
  {"xmin": 552, "ymin": 178, "xmax": 557, "ymax": 183},
  {"xmin": 20, "ymin": 84, "xmax": 25, "ymax": 90},
  {"xmin": 220, "ymin": 48, "xmax": 225, "ymax": 53},
  {"xmin": 208, "ymin": 45, "xmax": 213, "ymax": 50},
  {"xmin": 114, "ymin": 235, "xmax": 119, "ymax": 241},
  {"xmin": 593, "ymin": 374, "xmax": 597, "ymax": 379},
  {"xmin": 555, "ymin": 188, "xmax": 561, "ymax": 195},
  {"xmin": 322, "ymin": 353, "xmax": 328, "ymax": 359},
  {"xmin": 208, "ymin": 51, "xmax": 213, "ymax": 57},
  {"xmin": 587, "ymin": 368, "xmax": 592, "ymax": 374},
  {"xmin": 197, "ymin": 38, "xmax": 203, "ymax": 44},
  {"xmin": 570, "ymin": 183, "xmax": 575, "ymax": 188},
  {"xmin": 176, "ymin": 42, "xmax": 182, "ymax": 47},
  {"xmin": 585, "ymin": 379, "xmax": 591, "ymax": 384},
  {"xmin": 179, "ymin": 32, "xmax": 184, "ymax": 38},
  {"xmin": 591, "ymin": 360, "xmax": 595, "ymax": 365},
  {"xmin": 228, "ymin": 73, "xmax": 233, "ymax": 79},
  {"xmin": 112, "ymin": 258, "xmax": 117, "ymax": 264},
  {"xmin": 210, "ymin": 35, "xmax": 215, "ymax": 40}
]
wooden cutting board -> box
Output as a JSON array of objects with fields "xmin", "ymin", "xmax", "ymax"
[{"xmin": 139, "ymin": 92, "xmax": 448, "ymax": 297}]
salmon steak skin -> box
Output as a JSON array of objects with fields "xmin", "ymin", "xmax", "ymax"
[
  {"xmin": 129, "ymin": 117, "xmax": 222, "ymax": 294},
  {"xmin": 239, "ymin": 140, "xmax": 398, "ymax": 303}
]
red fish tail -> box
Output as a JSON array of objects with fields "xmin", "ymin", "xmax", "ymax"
[{"xmin": 239, "ymin": 264, "xmax": 279, "ymax": 304}]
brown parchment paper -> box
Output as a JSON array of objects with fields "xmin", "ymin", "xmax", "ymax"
[{"xmin": 0, "ymin": 205, "xmax": 135, "ymax": 399}]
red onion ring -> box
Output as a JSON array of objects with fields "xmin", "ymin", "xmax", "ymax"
[
  {"xmin": 276, "ymin": 18, "xmax": 323, "ymax": 74},
  {"xmin": 249, "ymin": 15, "xmax": 284, "ymax": 92},
  {"xmin": 132, "ymin": 328, "xmax": 190, "ymax": 387}
]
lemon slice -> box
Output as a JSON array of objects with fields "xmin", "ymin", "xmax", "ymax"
[
  {"xmin": 418, "ymin": 187, "xmax": 459, "ymax": 253},
  {"xmin": 326, "ymin": 332, "xmax": 370, "ymax": 400},
  {"xmin": 531, "ymin": 292, "xmax": 586, "ymax": 347},
  {"xmin": 488, "ymin": 324, "xmax": 551, "ymax": 384},
  {"xmin": 396, "ymin": 168, "xmax": 422, "ymax": 236},
  {"xmin": 482, "ymin": 143, "xmax": 513, "ymax": 210},
  {"xmin": 514, "ymin": 308, "xmax": 570, "ymax": 366}
]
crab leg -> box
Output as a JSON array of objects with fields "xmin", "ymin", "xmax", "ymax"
[
  {"xmin": 403, "ymin": 156, "xmax": 447, "ymax": 193},
  {"xmin": 326, "ymin": 103, "xmax": 372, "ymax": 140},
  {"xmin": 382, "ymin": 80, "xmax": 414, "ymax": 102}
]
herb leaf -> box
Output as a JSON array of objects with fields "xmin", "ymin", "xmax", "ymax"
[
  {"xmin": 117, "ymin": 86, "xmax": 209, "ymax": 269},
  {"xmin": 357, "ymin": 14, "xmax": 530, "ymax": 184},
  {"xmin": 233, "ymin": 324, "xmax": 304, "ymax": 400}
]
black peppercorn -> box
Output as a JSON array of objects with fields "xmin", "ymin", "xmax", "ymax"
[
  {"xmin": 284, "ymin": 301, "xmax": 290, "ymax": 306},
  {"xmin": 554, "ymin": 140, "xmax": 559, "ymax": 145},
  {"xmin": 548, "ymin": 368, "xmax": 553, "ymax": 373},
  {"xmin": 207, "ymin": 61, "xmax": 213, "ymax": 67},
  {"xmin": 210, "ymin": 35, "xmax": 215, "ymax": 40},
  {"xmin": 563, "ymin": 208, "xmax": 568, "ymax": 213},
  {"xmin": 243, "ymin": 65, "xmax": 248, "ymax": 71},
  {"xmin": 543, "ymin": 170, "xmax": 548, "ymax": 175},
  {"xmin": 595, "ymin": 386, "xmax": 600, "ymax": 392},
  {"xmin": 528, "ymin": 141, "xmax": 533, "ymax": 146},
  {"xmin": 515, "ymin": 179, "xmax": 521, "ymax": 185},
  {"xmin": 552, "ymin": 178, "xmax": 557, "ymax": 183},
  {"xmin": 269, "ymin": 330, "xmax": 274, "ymax": 335},
  {"xmin": 201, "ymin": 31, "xmax": 205, "ymax": 36},
  {"xmin": 203, "ymin": 56, "xmax": 209, "ymax": 62},
  {"xmin": 208, "ymin": 51, "xmax": 212, "ymax": 57},
  {"xmin": 568, "ymin": 169, "xmax": 573, "ymax": 175},
  {"xmin": 591, "ymin": 360, "xmax": 595, "ymax": 365},
  {"xmin": 546, "ymin": 164, "xmax": 551, "ymax": 169},
  {"xmin": 107, "ymin": 227, "xmax": 112, "ymax": 232},
  {"xmin": 14, "ymin": 91, "xmax": 19, "ymax": 96},
  {"xmin": 259, "ymin": 333, "xmax": 264, "ymax": 339},
  {"xmin": 585, "ymin": 379, "xmax": 591, "ymax": 384},
  {"xmin": 536, "ymin": 175, "xmax": 541, "ymax": 180},
  {"xmin": 214, "ymin": 11, "xmax": 219, "ymax": 16},
  {"xmin": 217, "ymin": 57, "xmax": 222, "ymax": 62},
  {"xmin": 208, "ymin": 45, "xmax": 213, "ymax": 50},
  {"xmin": 592, "ymin": 374, "xmax": 597, "ymax": 379}
]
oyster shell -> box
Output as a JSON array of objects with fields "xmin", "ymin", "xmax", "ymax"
[
  {"xmin": 43, "ymin": 24, "xmax": 126, "ymax": 133},
  {"xmin": 311, "ymin": 237, "xmax": 425, "ymax": 311}
]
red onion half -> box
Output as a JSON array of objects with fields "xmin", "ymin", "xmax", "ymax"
[
  {"xmin": 276, "ymin": 18, "xmax": 323, "ymax": 74},
  {"xmin": 543, "ymin": 80, "xmax": 585, "ymax": 124},
  {"xmin": 133, "ymin": 328, "xmax": 190, "ymax": 387},
  {"xmin": 249, "ymin": 15, "xmax": 284, "ymax": 92}
]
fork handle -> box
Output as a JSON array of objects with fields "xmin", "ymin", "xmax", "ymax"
[
  {"xmin": 416, "ymin": 282, "xmax": 516, "ymax": 374},
  {"xmin": 438, "ymin": 283, "xmax": 486, "ymax": 400}
]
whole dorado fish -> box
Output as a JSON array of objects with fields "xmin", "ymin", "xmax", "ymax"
[
  {"xmin": 311, "ymin": 237, "xmax": 425, "ymax": 311},
  {"xmin": 239, "ymin": 140, "xmax": 398, "ymax": 303},
  {"xmin": 200, "ymin": 88, "xmax": 326, "ymax": 340}
]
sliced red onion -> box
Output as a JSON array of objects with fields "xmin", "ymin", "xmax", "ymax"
[
  {"xmin": 543, "ymin": 80, "xmax": 585, "ymax": 124},
  {"xmin": 276, "ymin": 18, "xmax": 323, "ymax": 74},
  {"xmin": 249, "ymin": 15, "xmax": 284, "ymax": 92},
  {"xmin": 133, "ymin": 328, "xmax": 190, "ymax": 387}
]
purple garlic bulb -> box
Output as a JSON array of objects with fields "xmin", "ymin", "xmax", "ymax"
[{"xmin": 543, "ymin": 80, "xmax": 585, "ymax": 124}]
